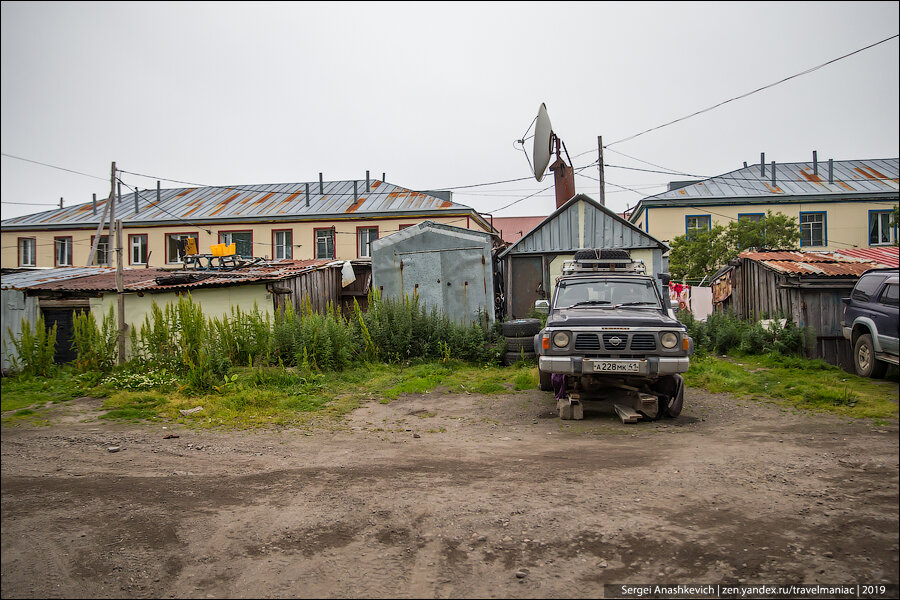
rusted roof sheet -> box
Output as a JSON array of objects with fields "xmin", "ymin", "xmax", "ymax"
[
  {"xmin": 644, "ymin": 158, "xmax": 898, "ymax": 201},
  {"xmin": 1, "ymin": 180, "xmax": 475, "ymax": 229},
  {"xmin": 23, "ymin": 260, "xmax": 336, "ymax": 292},
  {"xmin": 740, "ymin": 249, "xmax": 897, "ymax": 277},
  {"xmin": 833, "ymin": 247, "xmax": 899, "ymax": 268},
  {"xmin": 1, "ymin": 267, "xmax": 115, "ymax": 290}
]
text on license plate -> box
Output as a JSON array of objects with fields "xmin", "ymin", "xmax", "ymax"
[{"xmin": 592, "ymin": 361, "xmax": 641, "ymax": 373}]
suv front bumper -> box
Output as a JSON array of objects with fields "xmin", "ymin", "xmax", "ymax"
[{"xmin": 539, "ymin": 355, "xmax": 690, "ymax": 377}]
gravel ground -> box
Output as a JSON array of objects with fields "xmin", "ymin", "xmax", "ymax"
[{"xmin": 1, "ymin": 382, "xmax": 898, "ymax": 598}]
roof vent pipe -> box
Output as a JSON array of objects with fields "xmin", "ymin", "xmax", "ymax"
[
  {"xmin": 319, "ymin": 172, "xmax": 324, "ymax": 195},
  {"xmin": 305, "ymin": 183, "xmax": 310, "ymax": 207},
  {"xmin": 92, "ymin": 193, "xmax": 97, "ymax": 215},
  {"xmin": 59, "ymin": 197, "xmax": 63, "ymax": 209},
  {"xmin": 743, "ymin": 161, "xmax": 748, "ymax": 168},
  {"xmin": 134, "ymin": 188, "xmax": 139, "ymax": 214},
  {"xmin": 157, "ymin": 181, "xmax": 161, "ymax": 204},
  {"xmin": 813, "ymin": 151, "xmax": 818, "ymax": 175},
  {"xmin": 771, "ymin": 162, "xmax": 776, "ymax": 187},
  {"xmin": 382, "ymin": 172, "xmax": 386, "ymax": 182},
  {"xmin": 828, "ymin": 159, "xmax": 833, "ymax": 184},
  {"xmin": 353, "ymin": 180, "xmax": 358, "ymax": 203},
  {"xmin": 366, "ymin": 170, "xmax": 370, "ymax": 192},
  {"xmin": 760, "ymin": 153, "xmax": 765, "ymax": 176}
]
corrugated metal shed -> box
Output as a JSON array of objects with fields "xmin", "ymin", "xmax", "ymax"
[
  {"xmin": 1, "ymin": 180, "xmax": 485, "ymax": 230},
  {"xmin": 1, "ymin": 267, "xmax": 115, "ymax": 290},
  {"xmin": 645, "ymin": 158, "xmax": 898, "ymax": 201}
]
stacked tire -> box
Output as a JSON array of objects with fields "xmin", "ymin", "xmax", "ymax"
[{"xmin": 502, "ymin": 318, "xmax": 542, "ymax": 366}]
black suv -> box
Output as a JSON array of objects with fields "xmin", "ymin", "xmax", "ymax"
[{"xmin": 841, "ymin": 268, "xmax": 899, "ymax": 378}]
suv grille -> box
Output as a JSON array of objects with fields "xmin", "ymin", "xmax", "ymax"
[
  {"xmin": 630, "ymin": 333, "xmax": 657, "ymax": 350},
  {"xmin": 574, "ymin": 333, "xmax": 602, "ymax": 350},
  {"xmin": 602, "ymin": 333, "xmax": 629, "ymax": 350}
]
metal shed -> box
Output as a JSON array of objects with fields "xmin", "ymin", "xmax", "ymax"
[
  {"xmin": 498, "ymin": 194, "xmax": 670, "ymax": 319},
  {"xmin": 370, "ymin": 221, "xmax": 495, "ymax": 324},
  {"xmin": 713, "ymin": 249, "xmax": 899, "ymax": 370}
]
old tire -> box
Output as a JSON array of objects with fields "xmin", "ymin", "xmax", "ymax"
[
  {"xmin": 502, "ymin": 319, "xmax": 542, "ymax": 338},
  {"xmin": 539, "ymin": 368, "xmax": 552, "ymax": 391},
  {"xmin": 503, "ymin": 351, "xmax": 535, "ymax": 366},
  {"xmin": 504, "ymin": 336, "xmax": 533, "ymax": 353},
  {"xmin": 655, "ymin": 374, "xmax": 684, "ymax": 418},
  {"xmin": 854, "ymin": 334, "xmax": 888, "ymax": 378}
]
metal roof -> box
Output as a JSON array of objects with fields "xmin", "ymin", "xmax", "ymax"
[
  {"xmin": 1, "ymin": 267, "xmax": 115, "ymax": 290},
  {"xmin": 832, "ymin": 247, "xmax": 899, "ymax": 268},
  {"xmin": 641, "ymin": 158, "xmax": 899, "ymax": 202},
  {"xmin": 740, "ymin": 249, "xmax": 898, "ymax": 277},
  {"xmin": 18, "ymin": 260, "xmax": 337, "ymax": 293},
  {"xmin": 1, "ymin": 179, "xmax": 481, "ymax": 230}
]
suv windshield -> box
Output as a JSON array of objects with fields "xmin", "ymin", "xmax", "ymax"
[{"xmin": 556, "ymin": 278, "xmax": 661, "ymax": 309}]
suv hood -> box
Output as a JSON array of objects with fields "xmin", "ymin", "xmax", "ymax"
[{"xmin": 548, "ymin": 307, "xmax": 682, "ymax": 329}]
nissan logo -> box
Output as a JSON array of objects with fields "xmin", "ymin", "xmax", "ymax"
[{"xmin": 609, "ymin": 336, "xmax": 623, "ymax": 346}]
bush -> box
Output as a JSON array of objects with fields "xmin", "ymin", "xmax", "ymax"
[
  {"xmin": 8, "ymin": 315, "xmax": 57, "ymax": 377},
  {"xmin": 73, "ymin": 306, "xmax": 117, "ymax": 373},
  {"xmin": 677, "ymin": 310, "xmax": 807, "ymax": 358}
]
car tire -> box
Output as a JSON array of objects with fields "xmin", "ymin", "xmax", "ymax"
[
  {"xmin": 501, "ymin": 319, "xmax": 542, "ymax": 338},
  {"xmin": 854, "ymin": 334, "xmax": 888, "ymax": 378},
  {"xmin": 539, "ymin": 368, "xmax": 552, "ymax": 391},
  {"xmin": 503, "ymin": 351, "xmax": 535, "ymax": 366},
  {"xmin": 655, "ymin": 374, "xmax": 684, "ymax": 418},
  {"xmin": 504, "ymin": 336, "xmax": 533, "ymax": 352}
]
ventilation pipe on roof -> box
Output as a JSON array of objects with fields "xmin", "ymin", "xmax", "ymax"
[
  {"xmin": 771, "ymin": 162, "xmax": 776, "ymax": 187},
  {"xmin": 134, "ymin": 188, "xmax": 139, "ymax": 214},
  {"xmin": 813, "ymin": 151, "xmax": 818, "ymax": 176},
  {"xmin": 382, "ymin": 172, "xmax": 386, "ymax": 182},
  {"xmin": 828, "ymin": 159, "xmax": 833, "ymax": 184},
  {"xmin": 319, "ymin": 173, "xmax": 324, "ymax": 195},
  {"xmin": 354, "ymin": 180, "xmax": 358, "ymax": 203},
  {"xmin": 59, "ymin": 197, "xmax": 63, "ymax": 209},
  {"xmin": 760, "ymin": 153, "xmax": 765, "ymax": 176},
  {"xmin": 117, "ymin": 181, "xmax": 121, "ymax": 204},
  {"xmin": 366, "ymin": 170, "xmax": 370, "ymax": 192},
  {"xmin": 157, "ymin": 181, "xmax": 161, "ymax": 204},
  {"xmin": 305, "ymin": 183, "xmax": 310, "ymax": 207},
  {"xmin": 92, "ymin": 193, "xmax": 97, "ymax": 215},
  {"xmin": 743, "ymin": 161, "xmax": 748, "ymax": 168}
]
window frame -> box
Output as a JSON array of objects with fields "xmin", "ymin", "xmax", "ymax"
[
  {"xmin": 799, "ymin": 211, "xmax": 827, "ymax": 247},
  {"xmin": 54, "ymin": 236, "xmax": 73, "ymax": 267},
  {"xmin": 314, "ymin": 227, "xmax": 335, "ymax": 260},
  {"xmin": 18, "ymin": 237, "xmax": 36, "ymax": 267},
  {"xmin": 218, "ymin": 230, "xmax": 253, "ymax": 258},
  {"xmin": 165, "ymin": 232, "xmax": 199, "ymax": 264},
  {"xmin": 356, "ymin": 226, "xmax": 378, "ymax": 258},
  {"xmin": 90, "ymin": 234, "xmax": 111, "ymax": 266},
  {"xmin": 129, "ymin": 233, "xmax": 148, "ymax": 265},
  {"xmin": 868, "ymin": 209, "xmax": 897, "ymax": 246},
  {"xmin": 684, "ymin": 214, "xmax": 711, "ymax": 237},
  {"xmin": 272, "ymin": 229, "xmax": 293, "ymax": 260}
]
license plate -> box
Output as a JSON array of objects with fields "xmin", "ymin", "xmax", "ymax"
[{"xmin": 592, "ymin": 361, "xmax": 641, "ymax": 373}]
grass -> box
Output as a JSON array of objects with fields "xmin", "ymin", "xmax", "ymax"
[{"xmin": 684, "ymin": 352, "xmax": 899, "ymax": 420}]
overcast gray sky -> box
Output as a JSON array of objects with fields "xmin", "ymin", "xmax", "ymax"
[{"xmin": 1, "ymin": 1, "xmax": 898, "ymax": 222}]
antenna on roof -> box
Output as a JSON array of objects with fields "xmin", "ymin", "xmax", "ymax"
[{"xmin": 523, "ymin": 103, "xmax": 575, "ymax": 209}]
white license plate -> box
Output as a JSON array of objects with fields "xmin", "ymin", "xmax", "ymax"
[{"xmin": 592, "ymin": 361, "xmax": 642, "ymax": 373}]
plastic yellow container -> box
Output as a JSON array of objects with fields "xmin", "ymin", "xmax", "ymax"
[{"xmin": 211, "ymin": 243, "xmax": 236, "ymax": 257}]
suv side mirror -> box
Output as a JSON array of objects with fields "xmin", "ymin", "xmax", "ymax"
[{"xmin": 534, "ymin": 299, "xmax": 550, "ymax": 315}]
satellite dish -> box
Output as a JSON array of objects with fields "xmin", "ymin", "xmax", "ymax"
[{"xmin": 533, "ymin": 103, "xmax": 553, "ymax": 182}]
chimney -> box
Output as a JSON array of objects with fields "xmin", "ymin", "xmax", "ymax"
[
  {"xmin": 134, "ymin": 188, "xmax": 139, "ymax": 214},
  {"xmin": 319, "ymin": 172, "xmax": 324, "ymax": 194},
  {"xmin": 92, "ymin": 193, "xmax": 97, "ymax": 215},
  {"xmin": 305, "ymin": 182, "xmax": 310, "ymax": 207},
  {"xmin": 353, "ymin": 180, "xmax": 358, "ymax": 203},
  {"xmin": 813, "ymin": 151, "xmax": 818, "ymax": 175},
  {"xmin": 760, "ymin": 153, "xmax": 765, "ymax": 177},
  {"xmin": 157, "ymin": 180, "xmax": 161, "ymax": 204},
  {"xmin": 366, "ymin": 170, "xmax": 370, "ymax": 192},
  {"xmin": 743, "ymin": 161, "xmax": 748, "ymax": 168},
  {"xmin": 59, "ymin": 197, "xmax": 63, "ymax": 209},
  {"xmin": 828, "ymin": 158, "xmax": 833, "ymax": 184}
]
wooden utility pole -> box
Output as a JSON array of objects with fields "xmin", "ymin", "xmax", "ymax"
[
  {"xmin": 115, "ymin": 217, "xmax": 126, "ymax": 365},
  {"xmin": 597, "ymin": 136, "xmax": 606, "ymax": 206}
]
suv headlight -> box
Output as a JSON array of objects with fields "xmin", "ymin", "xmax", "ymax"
[
  {"xmin": 552, "ymin": 331, "xmax": 570, "ymax": 348},
  {"xmin": 660, "ymin": 331, "xmax": 679, "ymax": 349}
]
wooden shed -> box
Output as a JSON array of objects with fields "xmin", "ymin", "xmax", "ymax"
[{"xmin": 713, "ymin": 249, "xmax": 899, "ymax": 370}]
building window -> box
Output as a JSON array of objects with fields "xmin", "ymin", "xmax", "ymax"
[
  {"xmin": 54, "ymin": 236, "xmax": 73, "ymax": 266},
  {"xmin": 166, "ymin": 233, "xmax": 198, "ymax": 263},
  {"xmin": 18, "ymin": 238, "xmax": 36, "ymax": 267},
  {"xmin": 357, "ymin": 226, "xmax": 378, "ymax": 258},
  {"xmin": 219, "ymin": 231, "xmax": 253, "ymax": 257},
  {"xmin": 273, "ymin": 229, "xmax": 292, "ymax": 260},
  {"xmin": 799, "ymin": 212, "xmax": 826, "ymax": 247},
  {"xmin": 869, "ymin": 210, "xmax": 896, "ymax": 246},
  {"xmin": 91, "ymin": 235, "xmax": 110, "ymax": 265},
  {"xmin": 129, "ymin": 234, "xmax": 148, "ymax": 265},
  {"xmin": 685, "ymin": 215, "xmax": 711, "ymax": 237},
  {"xmin": 315, "ymin": 228, "xmax": 335, "ymax": 259},
  {"xmin": 738, "ymin": 213, "xmax": 765, "ymax": 223}
]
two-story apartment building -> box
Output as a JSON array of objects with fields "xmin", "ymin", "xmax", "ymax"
[
  {"xmin": 628, "ymin": 157, "xmax": 898, "ymax": 250},
  {"xmin": 2, "ymin": 178, "xmax": 495, "ymax": 269}
]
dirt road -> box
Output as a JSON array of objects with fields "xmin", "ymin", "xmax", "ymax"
[{"xmin": 2, "ymin": 384, "xmax": 898, "ymax": 598}]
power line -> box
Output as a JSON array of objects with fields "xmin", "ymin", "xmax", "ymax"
[{"xmin": 1, "ymin": 152, "xmax": 108, "ymax": 182}]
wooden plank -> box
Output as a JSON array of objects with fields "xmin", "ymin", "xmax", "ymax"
[{"xmin": 614, "ymin": 403, "xmax": 642, "ymax": 424}]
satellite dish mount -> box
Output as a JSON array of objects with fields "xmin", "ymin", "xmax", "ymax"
[{"xmin": 531, "ymin": 103, "xmax": 576, "ymax": 209}]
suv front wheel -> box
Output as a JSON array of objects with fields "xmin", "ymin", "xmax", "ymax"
[{"xmin": 854, "ymin": 334, "xmax": 888, "ymax": 378}]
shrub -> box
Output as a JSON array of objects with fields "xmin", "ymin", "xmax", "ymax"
[
  {"xmin": 73, "ymin": 306, "xmax": 117, "ymax": 373},
  {"xmin": 8, "ymin": 315, "xmax": 57, "ymax": 377}
]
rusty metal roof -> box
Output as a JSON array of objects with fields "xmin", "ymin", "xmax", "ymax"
[
  {"xmin": 1, "ymin": 179, "xmax": 480, "ymax": 230},
  {"xmin": 640, "ymin": 158, "xmax": 898, "ymax": 202},
  {"xmin": 1, "ymin": 266, "xmax": 115, "ymax": 290},
  {"xmin": 21, "ymin": 259, "xmax": 337, "ymax": 292},
  {"xmin": 740, "ymin": 249, "xmax": 898, "ymax": 277},
  {"xmin": 832, "ymin": 247, "xmax": 899, "ymax": 268}
]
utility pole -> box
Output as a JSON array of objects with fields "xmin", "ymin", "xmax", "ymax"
[
  {"xmin": 115, "ymin": 217, "xmax": 126, "ymax": 365},
  {"xmin": 87, "ymin": 162, "xmax": 115, "ymax": 266},
  {"xmin": 597, "ymin": 136, "xmax": 606, "ymax": 206}
]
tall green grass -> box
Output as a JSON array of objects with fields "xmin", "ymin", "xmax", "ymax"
[{"xmin": 7, "ymin": 315, "xmax": 57, "ymax": 377}]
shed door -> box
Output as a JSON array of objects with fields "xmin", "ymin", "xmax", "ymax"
[
  {"xmin": 42, "ymin": 307, "xmax": 88, "ymax": 365},
  {"xmin": 510, "ymin": 256, "xmax": 544, "ymax": 319}
]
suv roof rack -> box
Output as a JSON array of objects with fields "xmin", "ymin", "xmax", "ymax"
[{"xmin": 561, "ymin": 257, "xmax": 646, "ymax": 274}]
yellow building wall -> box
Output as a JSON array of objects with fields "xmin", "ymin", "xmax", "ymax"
[
  {"xmin": 640, "ymin": 201, "xmax": 898, "ymax": 250},
  {"xmin": 89, "ymin": 285, "xmax": 272, "ymax": 359},
  {"xmin": 1, "ymin": 214, "xmax": 489, "ymax": 269}
]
